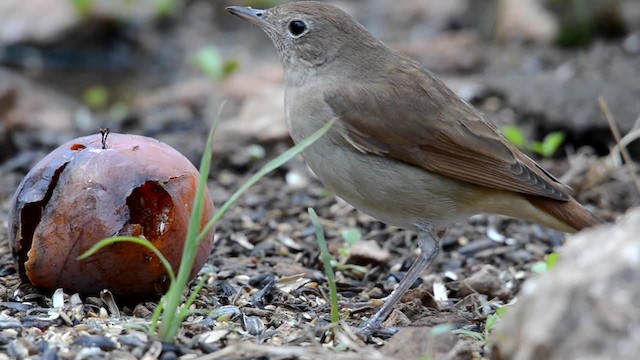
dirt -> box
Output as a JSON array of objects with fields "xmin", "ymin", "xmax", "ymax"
[{"xmin": 0, "ymin": 0, "xmax": 638, "ymax": 359}]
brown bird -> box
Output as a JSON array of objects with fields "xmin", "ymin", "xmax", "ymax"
[{"xmin": 226, "ymin": 1, "xmax": 602, "ymax": 335}]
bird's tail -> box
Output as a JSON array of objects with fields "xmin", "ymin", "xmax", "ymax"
[{"xmin": 525, "ymin": 195, "xmax": 603, "ymax": 233}]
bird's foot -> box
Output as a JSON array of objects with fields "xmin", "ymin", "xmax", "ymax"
[{"xmin": 355, "ymin": 312, "xmax": 399, "ymax": 338}]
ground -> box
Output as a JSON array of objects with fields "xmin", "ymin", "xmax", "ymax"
[{"xmin": 0, "ymin": 0, "xmax": 637, "ymax": 359}]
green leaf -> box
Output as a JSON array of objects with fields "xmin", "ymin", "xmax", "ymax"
[
  {"xmin": 309, "ymin": 208, "xmax": 340, "ymax": 324},
  {"xmin": 337, "ymin": 248, "xmax": 350, "ymax": 259},
  {"xmin": 496, "ymin": 305, "xmax": 509, "ymax": 318},
  {"xmin": 155, "ymin": 0, "xmax": 178, "ymax": 17},
  {"xmin": 546, "ymin": 252, "xmax": 560, "ymax": 270},
  {"xmin": 532, "ymin": 252, "xmax": 561, "ymax": 274},
  {"xmin": 192, "ymin": 48, "xmax": 240, "ymax": 81},
  {"xmin": 223, "ymin": 59, "xmax": 240, "ymax": 78},
  {"xmin": 336, "ymin": 264, "xmax": 368, "ymax": 273},
  {"xmin": 503, "ymin": 126, "xmax": 527, "ymax": 149},
  {"xmin": 530, "ymin": 141, "xmax": 545, "ymax": 156},
  {"xmin": 485, "ymin": 313, "xmax": 499, "ymax": 333},
  {"xmin": 72, "ymin": 0, "xmax": 92, "ymax": 16},
  {"xmin": 83, "ymin": 85, "xmax": 109, "ymax": 109},
  {"xmin": 531, "ymin": 261, "xmax": 548, "ymax": 274},
  {"xmin": 193, "ymin": 47, "xmax": 224, "ymax": 80},
  {"xmin": 341, "ymin": 228, "xmax": 361, "ymax": 246},
  {"xmin": 541, "ymin": 131, "xmax": 566, "ymax": 158}
]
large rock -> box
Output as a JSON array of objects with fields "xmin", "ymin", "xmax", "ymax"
[
  {"xmin": 482, "ymin": 43, "xmax": 640, "ymax": 134},
  {"xmin": 491, "ymin": 208, "xmax": 640, "ymax": 360}
]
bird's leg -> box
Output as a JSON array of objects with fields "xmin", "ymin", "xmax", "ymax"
[{"xmin": 358, "ymin": 226, "xmax": 440, "ymax": 336}]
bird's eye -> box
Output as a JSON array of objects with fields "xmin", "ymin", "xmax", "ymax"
[{"xmin": 288, "ymin": 20, "xmax": 307, "ymax": 37}]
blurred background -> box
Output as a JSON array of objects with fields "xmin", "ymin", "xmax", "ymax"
[{"xmin": 1, "ymin": 0, "xmax": 639, "ymax": 227}]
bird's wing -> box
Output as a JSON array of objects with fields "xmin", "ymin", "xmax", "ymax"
[{"xmin": 324, "ymin": 61, "xmax": 571, "ymax": 201}]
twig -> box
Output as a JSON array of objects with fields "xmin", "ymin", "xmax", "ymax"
[{"xmin": 598, "ymin": 97, "xmax": 640, "ymax": 195}]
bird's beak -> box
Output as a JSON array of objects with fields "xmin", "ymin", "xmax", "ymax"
[{"xmin": 226, "ymin": 6, "xmax": 268, "ymax": 28}]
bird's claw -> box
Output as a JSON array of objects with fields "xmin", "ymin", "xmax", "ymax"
[{"xmin": 355, "ymin": 317, "xmax": 398, "ymax": 339}]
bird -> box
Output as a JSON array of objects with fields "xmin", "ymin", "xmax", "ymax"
[{"xmin": 226, "ymin": 1, "xmax": 602, "ymax": 335}]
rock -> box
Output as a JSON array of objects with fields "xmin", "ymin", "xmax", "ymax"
[
  {"xmin": 348, "ymin": 239, "xmax": 392, "ymax": 265},
  {"xmin": 461, "ymin": 264, "xmax": 511, "ymax": 300},
  {"xmin": 492, "ymin": 208, "xmax": 640, "ymax": 360},
  {"xmin": 217, "ymin": 83, "xmax": 288, "ymax": 146},
  {"xmin": 381, "ymin": 327, "xmax": 476, "ymax": 360},
  {"xmin": 383, "ymin": 309, "xmax": 412, "ymax": 328},
  {"xmin": 495, "ymin": 0, "xmax": 558, "ymax": 43},
  {"xmin": 482, "ymin": 44, "xmax": 640, "ymax": 134},
  {"xmin": 401, "ymin": 284, "xmax": 439, "ymax": 310},
  {"xmin": 132, "ymin": 304, "xmax": 152, "ymax": 318},
  {"xmin": 214, "ymin": 67, "xmax": 290, "ymax": 154}
]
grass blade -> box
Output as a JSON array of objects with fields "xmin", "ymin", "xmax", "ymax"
[
  {"xmin": 79, "ymin": 236, "xmax": 175, "ymax": 283},
  {"xmin": 159, "ymin": 102, "xmax": 223, "ymax": 340},
  {"xmin": 149, "ymin": 299, "xmax": 164, "ymax": 335},
  {"xmin": 308, "ymin": 208, "xmax": 340, "ymax": 324},
  {"xmin": 177, "ymin": 274, "xmax": 210, "ymax": 324}
]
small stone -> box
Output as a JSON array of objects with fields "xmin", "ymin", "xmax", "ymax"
[
  {"xmin": 367, "ymin": 287, "xmax": 385, "ymax": 299},
  {"xmin": 461, "ymin": 264, "xmax": 511, "ymax": 300},
  {"xmin": 348, "ymin": 240, "xmax": 391, "ymax": 265},
  {"xmin": 132, "ymin": 304, "xmax": 152, "ymax": 319},
  {"xmin": 73, "ymin": 335, "xmax": 116, "ymax": 351},
  {"xmin": 381, "ymin": 327, "xmax": 461, "ymax": 359},
  {"xmin": 383, "ymin": 309, "xmax": 412, "ymax": 328},
  {"xmin": 402, "ymin": 284, "xmax": 439, "ymax": 309},
  {"xmin": 109, "ymin": 350, "xmax": 137, "ymax": 360}
]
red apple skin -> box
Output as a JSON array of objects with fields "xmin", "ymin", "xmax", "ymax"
[{"xmin": 9, "ymin": 133, "xmax": 215, "ymax": 301}]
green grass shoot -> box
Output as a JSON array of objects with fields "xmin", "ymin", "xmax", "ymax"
[
  {"xmin": 503, "ymin": 126, "xmax": 565, "ymax": 158},
  {"xmin": 308, "ymin": 208, "xmax": 340, "ymax": 325}
]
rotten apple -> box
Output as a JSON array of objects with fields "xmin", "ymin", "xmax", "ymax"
[{"xmin": 8, "ymin": 133, "xmax": 215, "ymax": 301}]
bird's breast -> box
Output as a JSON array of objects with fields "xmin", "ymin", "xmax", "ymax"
[{"xmin": 284, "ymin": 86, "xmax": 476, "ymax": 230}]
